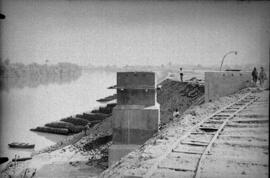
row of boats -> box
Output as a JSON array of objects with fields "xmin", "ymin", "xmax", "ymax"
[
  {"xmin": 2, "ymin": 93, "xmax": 117, "ymax": 166},
  {"xmin": 30, "ymin": 102, "xmax": 117, "ymax": 135}
]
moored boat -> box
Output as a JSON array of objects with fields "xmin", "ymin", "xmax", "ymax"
[
  {"xmin": 12, "ymin": 157, "xmax": 32, "ymax": 162},
  {"xmin": 30, "ymin": 126, "xmax": 69, "ymax": 135},
  {"xmin": 8, "ymin": 142, "xmax": 35, "ymax": 149}
]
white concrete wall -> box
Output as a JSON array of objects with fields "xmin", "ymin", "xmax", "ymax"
[
  {"xmin": 112, "ymin": 105, "xmax": 160, "ymax": 130},
  {"xmin": 205, "ymin": 71, "xmax": 251, "ymax": 102}
]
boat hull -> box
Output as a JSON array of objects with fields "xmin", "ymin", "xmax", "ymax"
[{"xmin": 8, "ymin": 143, "xmax": 35, "ymax": 149}]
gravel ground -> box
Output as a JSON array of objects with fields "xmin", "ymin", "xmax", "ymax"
[{"xmin": 100, "ymin": 87, "xmax": 260, "ymax": 178}]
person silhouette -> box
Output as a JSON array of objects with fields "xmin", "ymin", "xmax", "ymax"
[
  {"xmin": 179, "ymin": 68, "xmax": 183, "ymax": 82},
  {"xmin": 251, "ymin": 67, "xmax": 258, "ymax": 85},
  {"xmin": 259, "ymin": 67, "xmax": 267, "ymax": 88}
]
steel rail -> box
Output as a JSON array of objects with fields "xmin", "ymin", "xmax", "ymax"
[
  {"xmin": 143, "ymin": 92, "xmax": 252, "ymax": 178},
  {"xmin": 194, "ymin": 95, "xmax": 259, "ymax": 178}
]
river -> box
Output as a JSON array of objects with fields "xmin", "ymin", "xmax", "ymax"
[{"xmin": 0, "ymin": 70, "xmax": 116, "ymax": 164}]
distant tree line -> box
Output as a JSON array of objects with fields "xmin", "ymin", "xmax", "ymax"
[
  {"xmin": 0, "ymin": 59, "xmax": 82, "ymax": 90},
  {"xmin": 0, "ymin": 59, "xmax": 81, "ymax": 78}
]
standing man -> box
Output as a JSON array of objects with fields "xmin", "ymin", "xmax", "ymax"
[
  {"xmin": 84, "ymin": 123, "xmax": 91, "ymax": 136},
  {"xmin": 259, "ymin": 67, "xmax": 267, "ymax": 88},
  {"xmin": 251, "ymin": 67, "xmax": 258, "ymax": 85},
  {"xmin": 179, "ymin": 68, "xmax": 183, "ymax": 82}
]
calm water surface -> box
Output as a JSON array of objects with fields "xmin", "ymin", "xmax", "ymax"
[{"xmin": 0, "ymin": 71, "xmax": 116, "ymax": 162}]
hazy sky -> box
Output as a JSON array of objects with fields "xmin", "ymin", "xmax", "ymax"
[{"xmin": 1, "ymin": 0, "xmax": 270, "ymax": 66}]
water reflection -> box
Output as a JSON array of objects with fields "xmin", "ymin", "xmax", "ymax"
[{"xmin": 0, "ymin": 71, "xmax": 82, "ymax": 91}]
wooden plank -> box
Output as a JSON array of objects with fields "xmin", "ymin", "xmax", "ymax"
[
  {"xmin": 232, "ymin": 118, "xmax": 269, "ymax": 123},
  {"xmin": 181, "ymin": 141, "xmax": 209, "ymax": 146}
]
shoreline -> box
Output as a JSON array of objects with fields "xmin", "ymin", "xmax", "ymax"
[
  {"xmin": 1, "ymin": 116, "xmax": 113, "ymax": 178},
  {"xmin": 31, "ymin": 131, "xmax": 85, "ymax": 156}
]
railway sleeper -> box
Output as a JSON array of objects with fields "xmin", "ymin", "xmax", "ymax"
[
  {"xmin": 215, "ymin": 141, "xmax": 268, "ymax": 149},
  {"xmin": 158, "ymin": 166, "xmax": 194, "ymax": 172},
  {"xmin": 199, "ymin": 127, "xmax": 219, "ymax": 132},
  {"xmin": 200, "ymin": 124, "xmax": 221, "ymax": 129},
  {"xmin": 233, "ymin": 103, "xmax": 247, "ymax": 106},
  {"xmin": 225, "ymin": 106, "xmax": 242, "ymax": 109},
  {"xmin": 213, "ymin": 114, "xmax": 231, "ymax": 117},
  {"xmin": 190, "ymin": 131, "xmax": 215, "ymax": 135},
  {"xmin": 172, "ymin": 149, "xmax": 211, "ymax": 156},
  {"xmin": 174, "ymin": 142, "xmax": 206, "ymax": 153},
  {"xmin": 219, "ymin": 135, "xmax": 268, "ymax": 142},
  {"xmin": 232, "ymin": 118, "xmax": 269, "ymax": 123},
  {"xmin": 220, "ymin": 110, "xmax": 238, "ymax": 113},
  {"xmin": 203, "ymin": 120, "xmax": 224, "ymax": 124},
  {"xmin": 235, "ymin": 114, "xmax": 269, "ymax": 118},
  {"xmin": 226, "ymin": 123, "xmax": 268, "ymax": 128},
  {"xmin": 181, "ymin": 140, "xmax": 209, "ymax": 146},
  {"xmin": 209, "ymin": 117, "xmax": 227, "ymax": 121}
]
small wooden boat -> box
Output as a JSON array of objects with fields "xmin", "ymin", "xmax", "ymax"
[
  {"xmin": 0, "ymin": 157, "xmax": 8, "ymax": 164},
  {"xmin": 12, "ymin": 157, "xmax": 32, "ymax": 162},
  {"xmin": 8, "ymin": 142, "xmax": 35, "ymax": 149}
]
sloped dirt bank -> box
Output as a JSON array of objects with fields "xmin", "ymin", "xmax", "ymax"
[{"xmin": 157, "ymin": 79, "xmax": 204, "ymax": 123}]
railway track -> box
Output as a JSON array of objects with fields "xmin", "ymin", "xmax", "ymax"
[{"xmin": 144, "ymin": 92, "xmax": 260, "ymax": 178}]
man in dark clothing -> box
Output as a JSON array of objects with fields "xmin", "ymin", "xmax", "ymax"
[
  {"xmin": 179, "ymin": 68, "xmax": 183, "ymax": 82},
  {"xmin": 251, "ymin": 67, "xmax": 258, "ymax": 85},
  {"xmin": 259, "ymin": 67, "xmax": 267, "ymax": 88}
]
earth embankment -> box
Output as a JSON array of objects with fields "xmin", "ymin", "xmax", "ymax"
[{"xmin": 157, "ymin": 79, "xmax": 204, "ymax": 123}]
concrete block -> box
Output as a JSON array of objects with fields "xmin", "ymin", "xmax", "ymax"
[
  {"xmin": 117, "ymin": 72, "xmax": 156, "ymax": 89},
  {"xmin": 112, "ymin": 105, "xmax": 160, "ymax": 130},
  {"xmin": 108, "ymin": 144, "xmax": 139, "ymax": 167},
  {"xmin": 112, "ymin": 128, "xmax": 157, "ymax": 144},
  {"xmin": 117, "ymin": 89, "xmax": 156, "ymax": 106},
  {"xmin": 205, "ymin": 71, "xmax": 251, "ymax": 102}
]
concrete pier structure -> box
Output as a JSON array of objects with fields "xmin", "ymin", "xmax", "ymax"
[
  {"xmin": 108, "ymin": 72, "xmax": 160, "ymax": 166},
  {"xmin": 205, "ymin": 71, "xmax": 251, "ymax": 102}
]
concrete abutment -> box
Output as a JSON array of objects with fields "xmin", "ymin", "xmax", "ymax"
[{"xmin": 108, "ymin": 72, "xmax": 160, "ymax": 166}]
